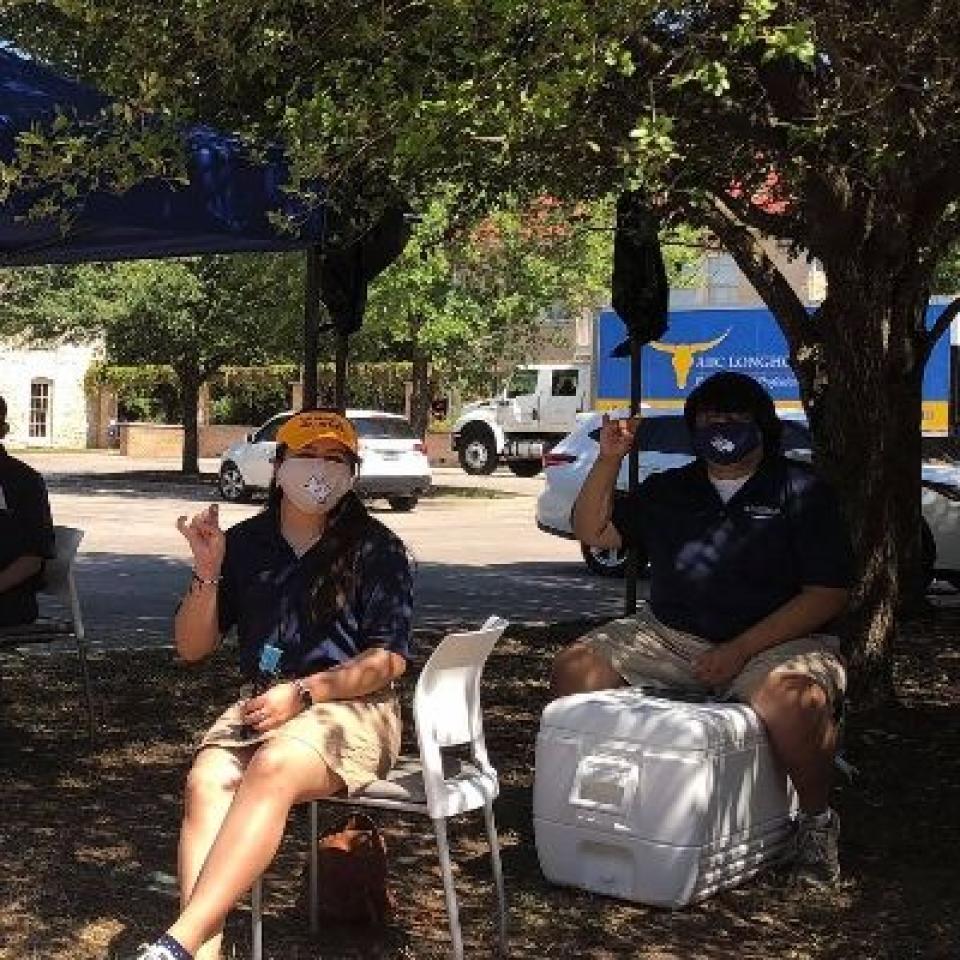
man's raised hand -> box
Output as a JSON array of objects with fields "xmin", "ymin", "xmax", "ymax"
[
  {"xmin": 597, "ymin": 414, "xmax": 639, "ymax": 462},
  {"xmin": 176, "ymin": 503, "xmax": 226, "ymax": 579}
]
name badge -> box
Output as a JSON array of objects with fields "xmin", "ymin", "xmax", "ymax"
[
  {"xmin": 258, "ymin": 643, "xmax": 283, "ymax": 677},
  {"xmin": 744, "ymin": 504, "xmax": 781, "ymax": 518}
]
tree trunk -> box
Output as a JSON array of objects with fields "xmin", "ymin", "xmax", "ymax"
[
  {"xmin": 797, "ymin": 276, "xmax": 928, "ymax": 709},
  {"xmin": 334, "ymin": 333, "xmax": 349, "ymax": 409},
  {"xmin": 712, "ymin": 201, "xmax": 934, "ymax": 710},
  {"xmin": 302, "ymin": 246, "xmax": 322, "ymax": 408},
  {"xmin": 179, "ymin": 370, "xmax": 202, "ymax": 475},
  {"xmin": 408, "ymin": 310, "xmax": 430, "ymax": 437}
]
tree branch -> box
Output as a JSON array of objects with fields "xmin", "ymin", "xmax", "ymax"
[
  {"xmin": 701, "ymin": 196, "xmax": 815, "ymax": 356},
  {"xmin": 914, "ymin": 164, "xmax": 960, "ymax": 234},
  {"xmin": 802, "ymin": 168, "xmax": 864, "ymax": 256}
]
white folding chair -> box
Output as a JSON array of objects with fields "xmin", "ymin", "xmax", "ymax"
[
  {"xmin": 251, "ymin": 616, "xmax": 509, "ymax": 960},
  {"xmin": 0, "ymin": 525, "xmax": 95, "ymax": 737}
]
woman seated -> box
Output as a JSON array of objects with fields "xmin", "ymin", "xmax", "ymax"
[{"xmin": 135, "ymin": 409, "xmax": 412, "ymax": 960}]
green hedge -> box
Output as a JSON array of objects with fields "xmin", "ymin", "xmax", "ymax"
[
  {"xmin": 86, "ymin": 363, "xmax": 181, "ymax": 423},
  {"xmin": 315, "ymin": 362, "xmax": 414, "ymax": 415},
  {"xmin": 212, "ymin": 366, "xmax": 294, "ymax": 425}
]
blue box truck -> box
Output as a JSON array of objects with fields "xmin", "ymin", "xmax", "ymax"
[
  {"xmin": 595, "ymin": 302, "xmax": 954, "ymax": 435},
  {"xmin": 450, "ymin": 301, "xmax": 955, "ymax": 475}
]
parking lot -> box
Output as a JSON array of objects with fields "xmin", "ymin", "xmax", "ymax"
[{"xmin": 21, "ymin": 452, "xmax": 629, "ymax": 646}]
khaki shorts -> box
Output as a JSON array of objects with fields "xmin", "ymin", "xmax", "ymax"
[
  {"xmin": 581, "ymin": 604, "xmax": 846, "ymax": 707},
  {"xmin": 198, "ymin": 687, "xmax": 402, "ymax": 795}
]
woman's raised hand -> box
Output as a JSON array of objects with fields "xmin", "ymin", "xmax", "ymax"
[{"xmin": 176, "ymin": 503, "xmax": 226, "ymax": 579}]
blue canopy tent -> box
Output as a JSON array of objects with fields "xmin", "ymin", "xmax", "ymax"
[
  {"xmin": 0, "ymin": 47, "xmax": 326, "ymax": 265},
  {"xmin": 0, "ymin": 45, "xmax": 410, "ymax": 407}
]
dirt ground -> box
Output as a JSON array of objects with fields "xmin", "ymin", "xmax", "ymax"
[{"xmin": 1, "ymin": 613, "xmax": 957, "ymax": 960}]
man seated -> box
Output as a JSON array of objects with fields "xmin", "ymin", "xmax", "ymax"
[
  {"xmin": 551, "ymin": 372, "xmax": 852, "ymax": 887},
  {"xmin": 0, "ymin": 395, "xmax": 55, "ymax": 629}
]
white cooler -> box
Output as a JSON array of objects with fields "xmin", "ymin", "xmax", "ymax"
[{"xmin": 534, "ymin": 688, "xmax": 797, "ymax": 907}]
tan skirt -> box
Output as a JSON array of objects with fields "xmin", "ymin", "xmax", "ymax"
[{"xmin": 198, "ymin": 687, "xmax": 402, "ymax": 795}]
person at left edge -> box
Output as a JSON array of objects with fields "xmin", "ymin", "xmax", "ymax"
[
  {"xmin": 133, "ymin": 409, "xmax": 413, "ymax": 960},
  {"xmin": 0, "ymin": 394, "xmax": 55, "ymax": 629}
]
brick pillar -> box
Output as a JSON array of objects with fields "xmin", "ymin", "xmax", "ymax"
[{"xmin": 96, "ymin": 387, "xmax": 118, "ymax": 448}]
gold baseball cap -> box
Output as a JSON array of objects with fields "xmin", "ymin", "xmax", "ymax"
[{"xmin": 276, "ymin": 410, "xmax": 359, "ymax": 455}]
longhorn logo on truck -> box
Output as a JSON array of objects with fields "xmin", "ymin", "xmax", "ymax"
[{"xmin": 649, "ymin": 329, "xmax": 732, "ymax": 389}]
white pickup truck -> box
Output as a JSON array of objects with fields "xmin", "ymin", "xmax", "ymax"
[{"xmin": 451, "ymin": 363, "xmax": 591, "ymax": 475}]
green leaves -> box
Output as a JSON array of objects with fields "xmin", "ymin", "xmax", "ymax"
[
  {"xmin": 358, "ymin": 191, "xmax": 615, "ymax": 391},
  {"xmin": 672, "ymin": 61, "xmax": 732, "ymax": 97},
  {"xmin": 0, "ymin": 254, "xmax": 304, "ymax": 375},
  {"xmin": 761, "ymin": 21, "xmax": 816, "ymax": 64},
  {"xmin": 3, "ymin": 0, "xmax": 958, "ymax": 308},
  {"xmin": 604, "ymin": 42, "xmax": 637, "ymax": 78},
  {"xmin": 626, "ymin": 114, "xmax": 678, "ymax": 185}
]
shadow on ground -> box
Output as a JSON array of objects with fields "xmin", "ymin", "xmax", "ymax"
[
  {"xmin": 47, "ymin": 550, "xmax": 628, "ymax": 649},
  {"xmin": 1, "ymin": 616, "xmax": 957, "ymax": 959},
  {"xmin": 45, "ymin": 471, "xmax": 221, "ymax": 502}
]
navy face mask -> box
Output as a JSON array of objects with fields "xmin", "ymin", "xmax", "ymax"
[{"xmin": 692, "ymin": 421, "xmax": 762, "ymax": 466}]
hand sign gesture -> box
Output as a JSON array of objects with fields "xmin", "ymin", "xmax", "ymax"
[
  {"xmin": 176, "ymin": 503, "xmax": 226, "ymax": 579},
  {"xmin": 597, "ymin": 414, "xmax": 639, "ymax": 462}
]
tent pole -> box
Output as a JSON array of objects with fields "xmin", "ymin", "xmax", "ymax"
[
  {"xmin": 624, "ymin": 332, "xmax": 642, "ymax": 615},
  {"xmin": 302, "ymin": 245, "xmax": 321, "ymax": 408},
  {"xmin": 335, "ymin": 333, "xmax": 349, "ymax": 409}
]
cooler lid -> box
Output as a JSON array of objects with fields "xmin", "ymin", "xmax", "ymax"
[{"xmin": 540, "ymin": 689, "xmax": 765, "ymax": 752}]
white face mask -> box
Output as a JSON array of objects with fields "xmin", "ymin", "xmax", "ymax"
[{"xmin": 277, "ymin": 457, "xmax": 354, "ymax": 514}]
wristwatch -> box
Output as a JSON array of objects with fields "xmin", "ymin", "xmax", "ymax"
[{"xmin": 293, "ymin": 678, "xmax": 314, "ymax": 711}]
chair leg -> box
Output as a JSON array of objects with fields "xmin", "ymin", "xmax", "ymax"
[
  {"xmin": 433, "ymin": 817, "xmax": 464, "ymax": 960},
  {"xmin": 309, "ymin": 800, "xmax": 319, "ymax": 935},
  {"xmin": 483, "ymin": 802, "xmax": 508, "ymax": 956},
  {"xmin": 251, "ymin": 875, "xmax": 263, "ymax": 960},
  {"xmin": 73, "ymin": 636, "xmax": 96, "ymax": 740}
]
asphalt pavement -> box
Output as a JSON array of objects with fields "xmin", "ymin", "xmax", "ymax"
[{"xmin": 14, "ymin": 451, "xmax": 631, "ymax": 648}]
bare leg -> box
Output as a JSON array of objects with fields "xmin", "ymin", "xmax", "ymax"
[
  {"xmin": 749, "ymin": 672, "xmax": 837, "ymax": 813},
  {"xmin": 167, "ymin": 737, "xmax": 344, "ymax": 955},
  {"xmin": 178, "ymin": 746, "xmax": 252, "ymax": 960},
  {"xmin": 550, "ymin": 642, "xmax": 627, "ymax": 699}
]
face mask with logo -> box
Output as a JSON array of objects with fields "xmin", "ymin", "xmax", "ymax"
[
  {"xmin": 692, "ymin": 421, "xmax": 762, "ymax": 466},
  {"xmin": 277, "ymin": 458, "xmax": 354, "ymax": 514}
]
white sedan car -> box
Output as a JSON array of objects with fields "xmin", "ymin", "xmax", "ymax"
[
  {"xmin": 218, "ymin": 409, "xmax": 432, "ymax": 511},
  {"xmin": 536, "ymin": 409, "xmax": 960, "ymax": 585}
]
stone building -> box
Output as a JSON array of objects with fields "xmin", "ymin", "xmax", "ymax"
[{"xmin": 0, "ymin": 341, "xmax": 101, "ymax": 448}]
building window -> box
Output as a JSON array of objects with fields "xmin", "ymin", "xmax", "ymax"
[
  {"xmin": 29, "ymin": 379, "xmax": 51, "ymax": 439},
  {"xmin": 551, "ymin": 369, "xmax": 579, "ymax": 397},
  {"xmin": 505, "ymin": 368, "xmax": 539, "ymax": 398},
  {"xmin": 706, "ymin": 254, "xmax": 741, "ymax": 305}
]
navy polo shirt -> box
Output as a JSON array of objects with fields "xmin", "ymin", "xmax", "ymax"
[
  {"xmin": 217, "ymin": 507, "xmax": 413, "ymax": 681},
  {"xmin": 612, "ymin": 456, "xmax": 853, "ymax": 643},
  {"xmin": 0, "ymin": 446, "xmax": 55, "ymax": 627}
]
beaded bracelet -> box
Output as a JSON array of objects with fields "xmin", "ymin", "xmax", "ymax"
[{"xmin": 191, "ymin": 571, "xmax": 222, "ymax": 587}]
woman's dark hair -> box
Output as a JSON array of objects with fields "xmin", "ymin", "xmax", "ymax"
[
  {"xmin": 268, "ymin": 441, "xmax": 369, "ymax": 626},
  {"xmin": 683, "ymin": 372, "xmax": 782, "ymax": 451},
  {"xmin": 0, "ymin": 395, "xmax": 7, "ymax": 438}
]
